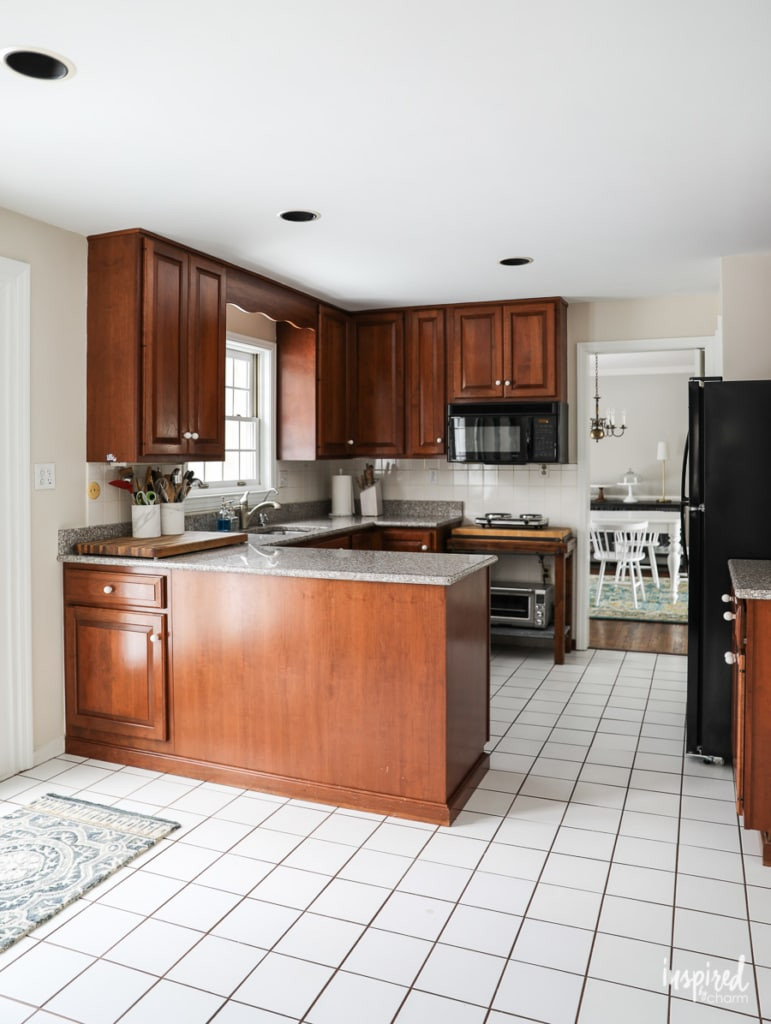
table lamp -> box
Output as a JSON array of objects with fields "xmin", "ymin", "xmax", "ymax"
[{"xmin": 656, "ymin": 441, "xmax": 669, "ymax": 502}]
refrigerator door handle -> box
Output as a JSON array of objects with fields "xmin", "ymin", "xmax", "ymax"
[{"xmin": 680, "ymin": 432, "xmax": 690, "ymax": 569}]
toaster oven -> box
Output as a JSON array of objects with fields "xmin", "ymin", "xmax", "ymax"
[{"xmin": 490, "ymin": 580, "xmax": 554, "ymax": 629}]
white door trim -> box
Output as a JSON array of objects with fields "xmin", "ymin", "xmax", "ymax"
[
  {"xmin": 575, "ymin": 329, "xmax": 722, "ymax": 650},
  {"xmin": 0, "ymin": 256, "xmax": 33, "ymax": 779}
]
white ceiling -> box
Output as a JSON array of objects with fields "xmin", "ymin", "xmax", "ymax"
[{"xmin": 2, "ymin": 1, "xmax": 770, "ymax": 310}]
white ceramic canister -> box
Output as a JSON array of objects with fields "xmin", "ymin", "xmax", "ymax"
[
  {"xmin": 160, "ymin": 502, "xmax": 185, "ymax": 535},
  {"xmin": 131, "ymin": 504, "xmax": 161, "ymax": 538}
]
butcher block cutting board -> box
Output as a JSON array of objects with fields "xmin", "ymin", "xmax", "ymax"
[
  {"xmin": 74, "ymin": 531, "xmax": 249, "ymax": 559},
  {"xmin": 451, "ymin": 526, "xmax": 572, "ymax": 541}
]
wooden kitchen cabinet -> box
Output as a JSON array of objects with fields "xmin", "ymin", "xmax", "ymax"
[
  {"xmin": 87, "ymin": 229, "xmax": 226, "ymax": 463},
  {"xmin": 379, "ymin": 527, "xmax": 438, "ymax": 552},
  {"xmin": 731, "ymin": 590, "xmax": 771, "ymax": 862},
  {"xmin": 289, "ymin": 305, "xmax": 405, "ymax": 459},
  {"xmin": 405, "ymin": 308, "xmax": 446, "ymax": 456},
  {"xmin": 63, "ymin": 565, "xmax": 171, "ymax": 747},
  {"xmin": 448, "ymin": 298, "xmax": 567, "ymax": 402}
]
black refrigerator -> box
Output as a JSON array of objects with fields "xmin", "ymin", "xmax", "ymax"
[{"xmin": 685, "ymin": 377, "xmax": 771, "ymax": 761}]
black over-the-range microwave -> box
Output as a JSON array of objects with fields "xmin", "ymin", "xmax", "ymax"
[{"xmin": 446, "ymin": 402, "xmax": 568, "ymax": 465}]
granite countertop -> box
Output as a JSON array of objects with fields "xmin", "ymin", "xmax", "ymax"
[
  {"xmin": 60, "ymin": 514, "xmax": 495, "ymax": 586},
  {"xmin": 729, "ymin": 559, "xmax": 771, "ymax": 599}
]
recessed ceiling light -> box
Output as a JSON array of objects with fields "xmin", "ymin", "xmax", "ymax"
[
  {"xmin": 499, "ymin": 257, "xmax": 534, "ymax": 266},
  {"xmin": 278, "ymin": 210, "xmax": 320, "ymax": 222},
  {"xmin": 2, "ymin": 47, "xmax": 75, "ymax": 80}
]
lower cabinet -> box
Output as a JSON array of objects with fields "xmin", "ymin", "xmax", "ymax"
[
  {"xmin": 731, "ymin": 591, "xmax": 771, "ymax": 862},
  {"xmin": 64, "ymin": 565, "xmax": 170, "ymax": 747},
  {"xmin": 379, "ymin": 527, "xmax": 437, "ymax": 552}
]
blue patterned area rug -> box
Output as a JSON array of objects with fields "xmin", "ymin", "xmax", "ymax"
[
  {"xmin": 589, "ymin": 576, "xmax": 689, "ymax": 624},
  {"xmin": 0, "ymin": 793, "xmax": 179, "ymax": 952}
]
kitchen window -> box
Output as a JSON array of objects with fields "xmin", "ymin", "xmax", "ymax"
[{"xmin": 187, "ymin": 333, "xmax": 275, "ymax": 499}]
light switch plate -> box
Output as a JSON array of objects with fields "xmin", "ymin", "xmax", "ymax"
[{"xmin": 34, "ymin": 463, "xmax": 56, "ymax": 490}]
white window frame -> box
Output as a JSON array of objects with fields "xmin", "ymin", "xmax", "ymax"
[{"xmin": 185, "ymin": 331, "xmax": 276, "ymax": 511}]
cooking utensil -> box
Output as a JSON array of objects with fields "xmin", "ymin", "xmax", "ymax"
[{"xmin": 136, "ymin": 490, "xmax": 157, "ymax": 505}]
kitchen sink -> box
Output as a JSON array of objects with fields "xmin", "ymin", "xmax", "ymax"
[{"xmin": 250, "ymin": 525, "xmax": 311, "ymax": 535}]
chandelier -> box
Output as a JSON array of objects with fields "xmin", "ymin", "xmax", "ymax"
[{"xmin": 590, "ymin": 354, "xmax": 627, "ymax": 441}]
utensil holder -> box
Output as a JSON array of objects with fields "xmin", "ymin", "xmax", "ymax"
[
  {"xmin": 359, "ymin": 482, "xmax": 382, "ymax": 517},
  {"xmin": 160, "ymin": 502, "xmax": 185, "ymax": 535},
  {"xmin": 131, "ymin": 504, "xmax": 161, "ymax": 538}
]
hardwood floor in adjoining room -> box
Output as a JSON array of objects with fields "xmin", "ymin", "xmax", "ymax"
[{"xmin": 590, "ymin": 618, "xmax": 688, "ymax": 655}]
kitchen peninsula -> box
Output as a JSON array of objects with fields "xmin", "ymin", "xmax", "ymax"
[{"xmin": 61, "ymin": 519, "xmax": 494, "ymax": 825}]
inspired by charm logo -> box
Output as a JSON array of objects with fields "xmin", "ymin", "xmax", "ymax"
[{"xmin": 663, "ymin": 956, "xmax": 751, "ymax": 1006}]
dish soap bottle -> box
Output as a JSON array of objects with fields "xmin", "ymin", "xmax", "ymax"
[{"xmin": 217, "ymin": 501, "xmax": 232, "ymax": 532}]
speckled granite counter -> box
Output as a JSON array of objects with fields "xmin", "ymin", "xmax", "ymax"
[
  {"xmin": 729, "ymin": 559, "xmax": 771, "ymax": 599},
  {"xmin": 60, "ymin": 515, "xmax": 494, "ymax": 586}
]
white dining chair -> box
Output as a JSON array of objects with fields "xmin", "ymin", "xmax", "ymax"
[{"xmin": 590, "ymin": 520, "xmax": 650, "ymax": 608}]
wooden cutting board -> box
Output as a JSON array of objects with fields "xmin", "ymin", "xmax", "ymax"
[
  {"xmin": 74, "ymin": 531, "xmax": 249, "ymax": 558},
  {"xmin": 451, "ymin": 526, "xmax": 572, "ymax": 541}
]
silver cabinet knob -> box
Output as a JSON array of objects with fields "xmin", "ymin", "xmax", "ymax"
[
  {"xmin": 721, "ymin": 593, "xmax": 733, "ymax": 603},
  {"xmin": 504, "ymin": 379, "xmax": 512, "ymax": 386},
  {"xmin": 495, "ymin": 379, "xmax": 502, "ymax": 386},
  {"xmin": 149, "ymin": 633, "xmax": 160, "ymax": 643},
  {"xmin": 183, "ymin": 431, "xmax": 192, "ymax": 439},
  {"xmin": 103, "ymin": 585, "xmax": 114, "ymax": 594},
  {"xmin": 724, "ymin": 651, "xmax": 737, "ymax": 665},
  {"xmin": 436, "ymin": 437, "xmax": 443, "ymax": 444},
  {"xmin": 191, "ymin": 432, "xmax": 199, "ymax": 440},
  {"xmin": 723, "ymin": 611, "xmax": 737, "ymax": 621},
  {"xmin": 420, "ymin": 544, "xmax": 428, "ymax": 551},
  {"xmin": 347, "ymin": 439, "xmax": 355, "ymax": 446}
]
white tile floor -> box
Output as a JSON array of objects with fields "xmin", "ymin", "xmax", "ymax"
[{"xmin": 1, "ymin": 646, "xmax": 770, "ymax": 1022}]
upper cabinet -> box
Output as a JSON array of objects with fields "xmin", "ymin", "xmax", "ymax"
[
  {"xmin": 87, "ymin": 230, "xmax": 226, "ymax": 463},
  {"xmin": 405, "ymin": 308, "xmax": 446, "ymax": 457},
  {"xmin": 448, "ymin": 297, "xmax": 567, "ymax": 402},
  {"xmin": 347, "ymin": 311, "xmax": 405, "ymax": 457},
  {"xmin": 281, "ymin": 306, "xmax": 406, "ymax": 459}
]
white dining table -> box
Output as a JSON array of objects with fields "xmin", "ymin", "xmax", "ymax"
[{"xmin": 590, "ymin": 508, "xmax": 684, "ymax": 602}]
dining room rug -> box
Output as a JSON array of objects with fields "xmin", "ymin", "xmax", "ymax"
[
  {"xmin": 589, "ymin": 575, "xmax": 689, "ymax": 623},
  {"xmin": 0, "ymin": 793, "xmax": 179, "ymax": 952}
]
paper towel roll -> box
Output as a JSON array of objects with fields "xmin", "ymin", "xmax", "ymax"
[{"xmin": 331, "ymin": 474, "xmax": 354, "ymax": 516}]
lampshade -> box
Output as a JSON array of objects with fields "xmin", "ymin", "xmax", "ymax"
[{"xmin": 656, "ymin": 441, "xmax": 669, "ymax": 462}]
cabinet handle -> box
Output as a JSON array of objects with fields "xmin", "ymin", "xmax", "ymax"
[
  {"xmin": 721, "ymin": 593, "xmax": 734, "ymax": 603},
  {"xmin": 504, "ymin": 379, "xmax": 512, "ymax": 386},
  {"xmin": 191, "ymin": 432, "xmax": 199, "ymax": 440},
  {"xmin": 724, "ymin": 651, "xmax": 737, "ymax": 665},
  {"xmin": 420, "ymin": 544, "xmax": 428, "ymax": 551},
  {"xmin": 149, "ymin": 633, "xmax": 161, "ymax": 643},
  {"xmin": 103, "ymin": 585, "xmax": 114, "ymax": 594},
  {"xmin": 436, "ymin": 436, "xmax": 443, "ymax": 444},
  {"xmin": 723, "ymin": 611, "xmax": 737, "ymax": 621},
  {"xmin": 495, "ymin": 379, "xmax": 502, "ymax": 386},
  {"xmin": 183, "ymin": 431, "xmax": 192, "ymax": 440},
  {"xmin": 347, "ymin": 439, "xmax": 355, "ymax": 446}
]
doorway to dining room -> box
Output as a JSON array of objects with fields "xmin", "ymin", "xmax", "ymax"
[{"xmin": 575, "ymin": 334, "xmax": 722, "ymax": 654}]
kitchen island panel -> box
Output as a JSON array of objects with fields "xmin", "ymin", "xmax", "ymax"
[{"xmin": 168, "ymin": 569, "xmax": 490, "ymax": 823}]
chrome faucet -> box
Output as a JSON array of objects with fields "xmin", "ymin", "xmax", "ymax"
[{"xmin": 239, "ymin": 488, "xmax": 281, "ymax": 530}]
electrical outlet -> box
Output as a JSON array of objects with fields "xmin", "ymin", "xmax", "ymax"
[
  {"xmin": 87, "ymin": 482, "xmax": 101, "ymax": 500},
  {"xmin": 34, "ymin": 463, "xmax": 56, "ymax": 490},
  {"xmin": 429, "ymin": 469, "xmax": 439, "ymax": 484},
  {"xmin": 278, "ymin": 469, "xmax": 289, "ymax": 487}
]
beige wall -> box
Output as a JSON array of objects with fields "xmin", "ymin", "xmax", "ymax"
[
  {"xmin": 566, "ymin": 294, "xmax": 720, "ymax": 461},
  {"xmin": 721, "ymin": 252, "xmax": 771, "ymax": 380},
  {"xmin": 0, "ymin": 207, "xmax": 87, "ymax": 759}
]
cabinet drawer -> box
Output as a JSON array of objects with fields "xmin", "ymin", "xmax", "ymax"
[{"xmin": 64, "ymin": 567, "xmax": 166, "ymax": 608}]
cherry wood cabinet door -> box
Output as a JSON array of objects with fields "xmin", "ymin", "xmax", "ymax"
[
  {"xmin": 317, "ymin": 304, "xmax": 352, "ymax": 456},
  {"xmin": 65, "ymin": 604, "xmax": 169, "ymax": 743},
  {"xmin": 502, "ymin": 300, "xmax": 561, "ymax": 399},
  {"xmin": 141, "ymin": 237, "xmax": 188, "ymax": 456},
  {"xmin": 732, "ymin": 595, "xmax": 746, "ymax": 816},
  {"xmin": 448, "ymin": 305, "xmax": 504, "ymax": 400},
  {"xmin": 349, "ymin": 312, "xmax": 405, "ymax": 456},
  {"xmin": 186, "ymin": 254, "xmax": 226, "ymax": 456},
  {"xmin": 406, "ymin": 308, "xmax": 446, "ymax": 456},
  {"xmin": 142, "ymin": 240, "xmax": 226, "ymax": 458},
  {"xmin": 379, "ymin": 527, "xmax": 437, "ymax": 552}
]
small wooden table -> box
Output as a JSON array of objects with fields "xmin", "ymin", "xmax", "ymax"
[{"xmin": 447, "ymin": 526, "xmax": 576, "ymax": 664}]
